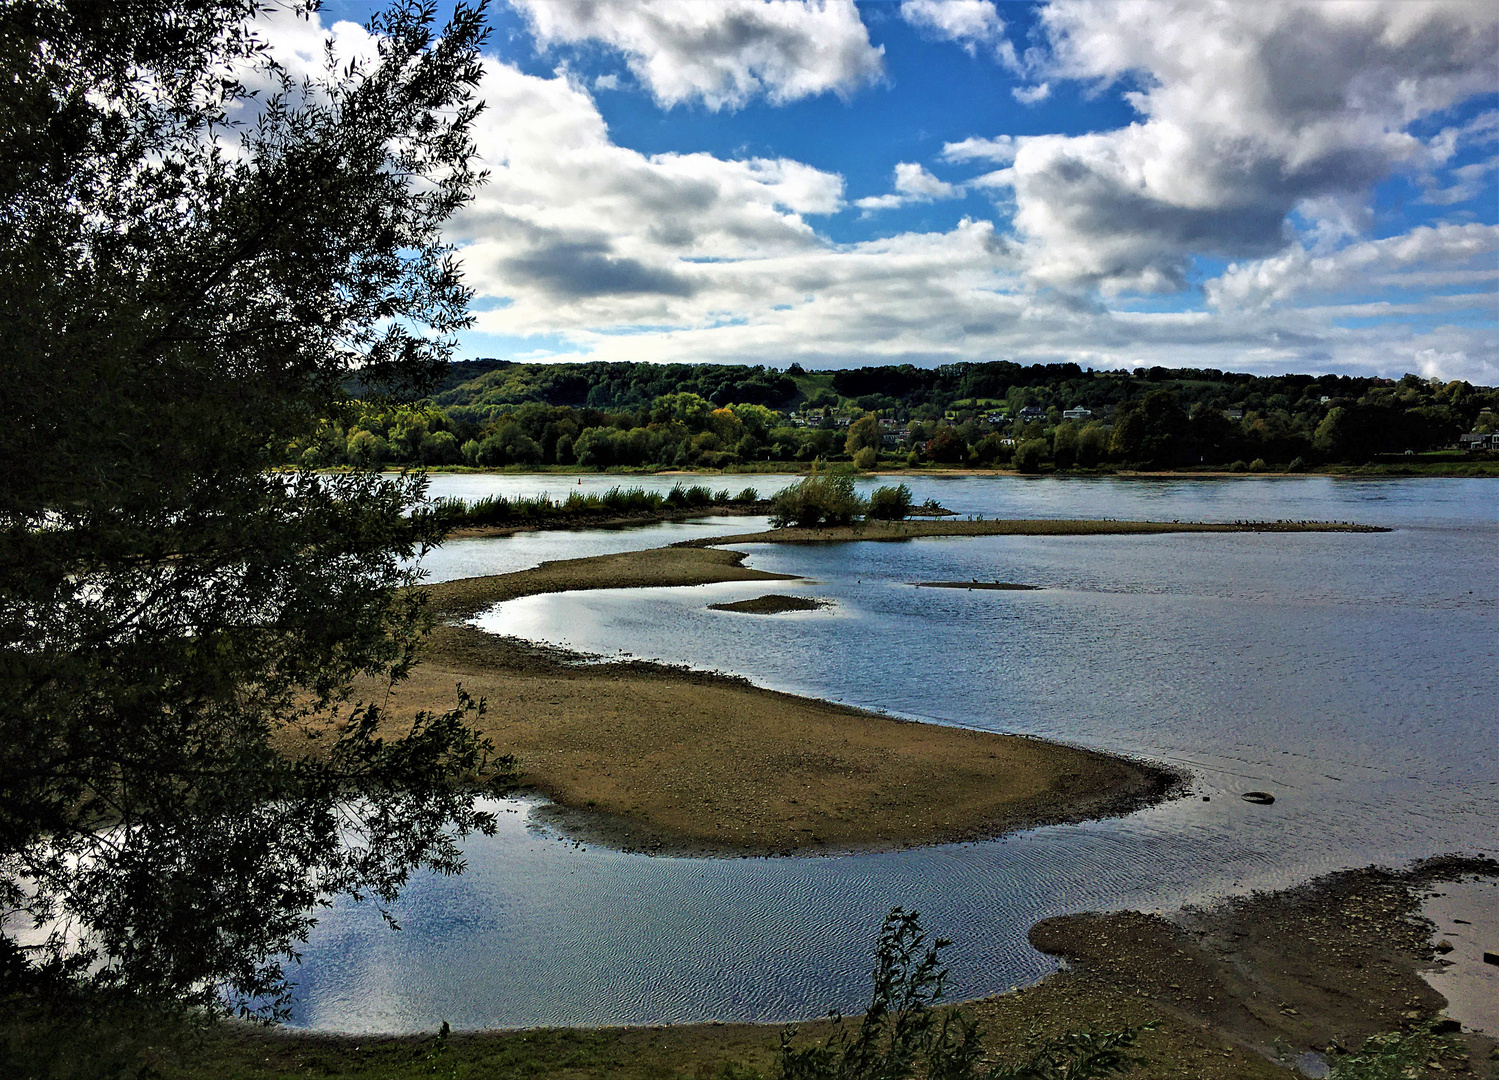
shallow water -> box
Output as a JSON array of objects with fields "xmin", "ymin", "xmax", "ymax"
[{"xmin": 288, "ymin": 475, "xmax": 1498, "ymax": 1033}]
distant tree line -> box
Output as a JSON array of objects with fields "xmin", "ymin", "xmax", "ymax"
[{"xmin": 293, "ymin": 361, "xmax": 1498, "ymax": 471}]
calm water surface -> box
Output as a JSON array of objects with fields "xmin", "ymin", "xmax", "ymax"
[{"xmin": 290, "ymin": 476, "xmax": 1497, "ymax": 1033}]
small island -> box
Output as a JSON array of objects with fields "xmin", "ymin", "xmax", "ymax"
[
  {"xmin": 708, "ymin": 593, "xmax": 830, "ymax": 614},
  {"xmin": 915, "ymin": 580, "xmax": 1041, "ymax": 590}
]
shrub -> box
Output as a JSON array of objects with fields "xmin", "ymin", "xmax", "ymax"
[
  {"xmin": 769, "ymin": 472, "xmax": 866, "ymax": 527},
  {"xmin": 867, "ymin": 484, "xmax": 913, "ymax": 520},
  {"xmin": 1249, "ymin": 457, "xmax": 1269, "ymax": 472},
  {"xmin": 853, "ymin": 446, "xmax": 878, "ymax": 470},
  {"xmin": 734, "ymin": 486, "xmax": 760, "ymax": 503},
  {"xmin": 779, "ymin": 908, "xmax": 1150, "ymax": 1080},
  {"xmin": 1228, "ymin": 459, "xmax": 1247, "ymax": 472}
]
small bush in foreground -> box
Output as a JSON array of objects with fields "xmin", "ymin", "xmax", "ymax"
[
  {"xmin": 867, "ymin": 484, "xmax": 913, "ymax": 520},
  {"xmin": 779, "ymin": 908, "xmax": 1150, "ymax": 1080}
]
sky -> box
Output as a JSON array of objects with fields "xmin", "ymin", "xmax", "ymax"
[{"xmin": 292, "ymin": 1, "xmax": 1497, "ymax": 381}]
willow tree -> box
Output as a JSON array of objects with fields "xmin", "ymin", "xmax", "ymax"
[{"xmin": 0, "ymin": 0, "xmax": 507, "ymax": 1030}]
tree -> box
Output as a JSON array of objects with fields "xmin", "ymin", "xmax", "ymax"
[
  {"xmin": 846, "ymin": 414, "xmax": 882, "ymax": 456},
  {"xmin": 926, "ymin": 424, "xmax": 968, "ymax": 464},
  {"xmin": 1013, "ymin": 438, "xmax": 1048, "ymax": 473},
  {"xmin": 0, "ymin": 0, "xmax": 508, "ymax": 1035}
]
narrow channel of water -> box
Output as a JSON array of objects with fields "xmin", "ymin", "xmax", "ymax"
[{"xmin": 287, "ymin": 476, "xmax": 1497, "ymax": 1033}]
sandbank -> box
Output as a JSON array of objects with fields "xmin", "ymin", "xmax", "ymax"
[
  {"xmin": 677, "ymin": 516, "xmax": 1387, "ymax": 547},
  {"xmin": 403, "ymin": 543, "xmax": 1178, "ymax": 856},
  {"xmin": 707, "ymin": 593, "xmax": 829, "ymax": 613},
  {"xmin": 915, "ymin": 580, "xmax": 1041, "ymax": 591}
]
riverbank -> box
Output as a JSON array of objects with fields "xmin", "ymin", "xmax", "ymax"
[
  {"xmin": 401, "ymin": 544, "xmax": 1178, "ymax": 856},
  {"xmin": 396, "ymin": 457, "xmax": 1499, "ymax": 479},
  {"xmin": 164, "ymin": 856, "xmax": 1498, "ymax": 1079}
]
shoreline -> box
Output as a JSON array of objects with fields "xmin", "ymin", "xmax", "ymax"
[
  {"xmin": 391, "ymin": 461, "xmax": 1499, "ymax": 480},
  {"xmin": 174, "ymin": 856, "xmax": 1499, "ymax": 1079},
  {"xmin": 408, "ymin": 541, "xmax": 1182, "ymax": 857}
]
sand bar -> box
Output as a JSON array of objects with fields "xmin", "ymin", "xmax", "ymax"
[
  {"xmin": 404, "ymin": 543, "xmax": 1178, "ymax": 856},
  {"xmin": 676, "ymin": 516, "xmax": 1387, "ymax": 547},
  {"xmin": 707, "ymin": 593, "xmax": 829, "ymax": 613}
]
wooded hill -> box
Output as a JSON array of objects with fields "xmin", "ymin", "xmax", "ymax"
[{"xmin": 290, "ymin": 359, "xmax": 1498, "ymax": 472}]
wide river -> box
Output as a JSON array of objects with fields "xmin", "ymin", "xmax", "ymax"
[{"xmin": 288, "ymin": 474, "xmax": 1497, "ymax": 1033}]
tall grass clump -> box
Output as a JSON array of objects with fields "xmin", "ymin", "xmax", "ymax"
[{"xmin": 431, "ymin": 484, "xmax": 736, "ymax": 528}]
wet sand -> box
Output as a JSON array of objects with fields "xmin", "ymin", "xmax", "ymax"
[
  {"xmin": 707, "ymin": 593, "xmax": 829, "ymax": 613},
  {"xmin": 399, "ymin": 543, "xmax": 1179, "ymax": 856},
  {"xmin": 915, "ymin": 580, "xmax": 1041, "ymax": 591}
]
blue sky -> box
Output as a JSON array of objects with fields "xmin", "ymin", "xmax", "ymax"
[{"xmin": 303, "ymin": 1, "xmax": 1498, "ymax": 381}]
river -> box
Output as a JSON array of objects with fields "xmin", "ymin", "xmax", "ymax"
[{"xmin": 286, "ymin": 473, "xmax": 1497, "ymax": 1033}]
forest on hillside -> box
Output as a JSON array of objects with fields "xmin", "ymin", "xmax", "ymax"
[{"xmin": 292, "ymin": 360, "xmax": 1499, "ymax": 473}]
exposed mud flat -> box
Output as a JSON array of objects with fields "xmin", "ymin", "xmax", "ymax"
[
  {"xmin": 386, "ymin": 542, "xmax": 1182, "ymax": 856},
  {"xmin": 707, "ymin": 594, "xmax": 830, "ymax": 614}
]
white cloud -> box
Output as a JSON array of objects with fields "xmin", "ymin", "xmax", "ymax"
[
  {"xmin": 442, "ymin": 59, "xmax": 854, "ymax": 330},
  {"xmin": 899, "ymin": 0, "xmax": 1015, "ymax": 64},
  {"xmin": 1207, "ymin": 223, "xmax": 1499, "ymax": 311},
  {"xmin": 854, "ymin": 162, "xmax": 962, "ymax": 213},
  {"xmin": 941, "ymin": 135, "xmax": 1016, "ymax": 164},
  {"xmin": 508, "ymin": 0, "xmax": 884, "ymax": 110},
  {"xmin": 248, "ymin": 6, "xmax": 1499, "ymax": 385},
  {"xmin": 1011, "ymin": 82, "xmax": 1051, "ymax": 105},
  {"xmin": 967, "ymin": 1, "xmax": 1499, "ymax": 293}
]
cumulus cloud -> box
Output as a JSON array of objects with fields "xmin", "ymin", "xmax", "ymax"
[
  {"xmin": 1207, "ymin": 224, "xmax": 1499, "ymax": 311},
  {"xmin": 508, "ymin": 0, "xmax": 884, "ymax": 110},
  {"xmin": 855, "ymin": 162, "xmax": 962, "ymax": 212},
  {"xmin": 899, "ymin": 0, "xmax": 1016, "ymax": 65},
  {"xmin": 1011, "ymin": 81, "xmax": 1051, "ymax": 105},
  {"xmin": 247, "ymin": 6, "xmax": 1499, "ymax": 385},
  {"xmin": 966, "ymin": 1, "xmax": 1499, "ymax": 293},
  {"xmin": 440, "ymin": 59, "xmax": 851, "ymax": 330},
  {"xmin": 940, "ymin": 135, "xmax": 1016, "ymax": 164}
]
